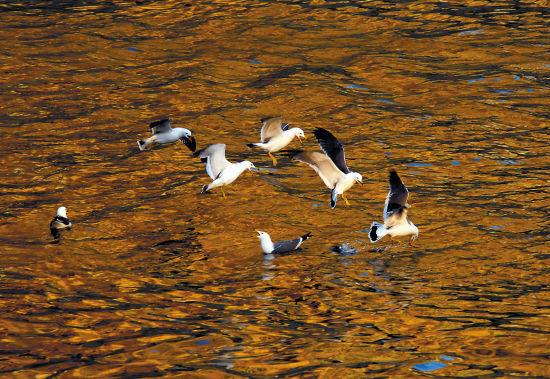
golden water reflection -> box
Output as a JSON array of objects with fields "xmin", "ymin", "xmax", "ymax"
[{"xmin": 0, "ymin": 0, "xmax": 549, "ymax": 377}]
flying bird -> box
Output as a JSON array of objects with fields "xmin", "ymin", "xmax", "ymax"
[
  {"xmin": 195, "ymin": 143, "xmax": 255, "ymax": 198},
  {"xmin": 246, "ymin": 116, "xmax": 305, "ymax": 166},
  {"xmin": 50, "ymin": 206, "xmax": 72, "ymax": 240},
  {"xmin": 291, "ymin": 127, "xmax": 362, "ymax": 208},
  {"xmin": 137, "ymin": 118, "xmax": 196, "ymax": 152},
  {"xmin": 257, "ymin": 230, "xmax": 312, "ymax": 254},
  {"xmin": 369, "ymin": 169, "xmax": 418, "ymax": 245}
]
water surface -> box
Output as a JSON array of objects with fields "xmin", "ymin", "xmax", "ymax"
[{"xmin": 1, "ymin": 0, "xmax": 549, "ymax": 377}]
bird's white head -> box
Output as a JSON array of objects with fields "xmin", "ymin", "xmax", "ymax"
[
  {"xmin": 243, "ymin": 161, "xmax": 256, "ymax": 172},
  {"xmin": 293, "ymin": 128, "xmax": 306, "ymax": 143},
  {"xmin": 175, "ymin": 128, "xmax": 192, "ymax": 138},
  {"xmin": 57, "ymin": 206, "xmax": 67, "ymax": 218},
  {"xmin": 352, "ymin": 172, "xmax": 363, "ymax": 185},
  {"xmin": 257, "ymin": 230, "xmax": 270, "ymax": 240}
]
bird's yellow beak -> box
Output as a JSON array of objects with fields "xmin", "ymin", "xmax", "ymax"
[{"xmin": 298, "ymin": 136, "xmax": 305, "ymax": 144}]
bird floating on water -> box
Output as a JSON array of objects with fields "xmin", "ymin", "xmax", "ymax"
[
  {"xmin": 257, "ymin": 230, "xmax": 312, "ymax": 254},
  {"xmin": 369, "ymin": 169, "xmax": 418, "ymax": 245},
  {"xmin": 290, "ymin": 127, "xmax": 362, "ymax": 208},
  {"xmin": 137, "ymin": 118, "xmax": 196, "ymax": 152},
  {"xmin": 246, "ymin": 116, "xmax": 305, "ymax": 166},
  {"xmin": 195, "ymin": 143, "xmax": 256, "ymax": 198},
  {"xmin": 50, "ymin": 206, "xmax": 72, "ymax": 241}
]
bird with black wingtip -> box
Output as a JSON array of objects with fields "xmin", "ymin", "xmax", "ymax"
[
  {"xmin": 246, "ymin": 116, "xmax": 305, "ymax": 166},
  {"xmin": 257, "ymin": 230, "xmax": 312, "ymax": 255},
  {"xmin": 137, "ymin": 117, "xmax": 196, "ymax": 152},
  {"xmin": 289, "ymin": 127, "xmax": 362, "ymax": 208},
  {"xmin": 50, "ymin": 206, "xmax": 72, "ymax": 241},
  {"xmin": 369, "ymin": 169, "xmax": 418, "ymax": 246},
  {"xmin": 194, "ymin": 143, "xmax": 256, "ymax": 198}
]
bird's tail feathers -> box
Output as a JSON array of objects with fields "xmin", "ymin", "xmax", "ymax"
[
  {"xmin": 246, "ymin": 143, "xmax": 260, "ymax": 148},
  {"xmin": 369, "ymin": 222, "xmax": 387, "ymax": 243},
  {"xmin": 200, "ymin": 185, "xmax": 209, "ymax": 194}
]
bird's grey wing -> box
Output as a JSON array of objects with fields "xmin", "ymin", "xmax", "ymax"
[
  {"xmin": 272, "ymin": 237, "xmax": 302, "ymax": 254},
  {"xmin": 313, "ymin": 127, "xmax": 350, "ymax": 174},
  {"xmin": 294, "ymin": 151, "xmax": 344, "ymax": 189},
  {"xmin": 260, "ymin": 116, "xmax": 284, "ymax": 143},
  {"xmin": 383, "ymin": 170, "xmax": 409, "ymax": 220},
  {"xmin": 195, "ymin": 143, "xmax": 230, "ymax": 180},
  {"xmin": 150, "ymin": 118, "xmax": 172, "ymax": 135}
]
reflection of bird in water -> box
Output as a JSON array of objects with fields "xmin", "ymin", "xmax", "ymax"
[
  {"xmin": 369, "ymin": 169, "xmax": 418, "ymax": 245},
  {"xmin": 257, "ymin": 230, "xmax": 312, "ymax": 254},
  {"xmin": 50, "ymin": 206, "xmax": 72, "ymax": 241},
  {"xmin": 290, "ymin": 127, "xmax": 362, "ymax": 208},
  {"xmin": 246, "ymin": 116, "xmax": 305, "ymax": 166},
  {"xmin": 195, "ymin": 143, "xmax": 256, "ymax": 198},
  {"xmin": 137, "ymin": 118, "xmax": 196, "ymax": 152}
]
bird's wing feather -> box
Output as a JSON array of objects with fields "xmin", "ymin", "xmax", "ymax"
[
  {"xmin": 150, "ymin": 118, "xmax": 172, "ymax": 135},
  {"xmin": 260, "ymin": 116, "xmax": 284, "ymax": 143},
  {"xmin": 313, "ymin": 127, "xmax": 350, "ymax": 174},
  {"xmin": 384, "ymin": 207, "xmax": 408, "ymax": 228},
  {"xmin": 195, "ymin": 143, "xmax": 230, "ymax": 180},
  {"xmin": 272, "ymin": 237, "xmax": 302, "ymax": 254},
  {"xmin": 383, "ymin": 170, "xmax": 409, "ymax": 220},
  {"xmin": 294, "ymin": 151, "xmax": 344, "ymax": 189}
]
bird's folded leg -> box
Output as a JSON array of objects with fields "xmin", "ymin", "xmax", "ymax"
[{"xmin": 342, "ymin": 193, "xmax": 351, "ymax": 206}]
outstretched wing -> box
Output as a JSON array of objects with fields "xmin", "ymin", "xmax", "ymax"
[
  {"xmin": 260, "ymin": 116, "xmax": 285, "ymax": 143},
  {"xmin": 313, "ymin": 127, "xmax": 350, "ymax": 174},
  {"xmin": 195, "ymin": 143, "xmax": 230, "ymax": 180},
  {"xmin": 150, "ymin": 118, "xmax": 172, "ymax": 135},
  {"xmin": 384, "ymin": 170, "xmax": 410, "ymax": 221},
  {"xmin": 293, "ymin": 151, "xmax": 344, "ymax": 189}
]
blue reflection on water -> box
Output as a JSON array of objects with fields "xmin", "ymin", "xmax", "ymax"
[
  {"xmin": 249, "ymin": 60, "xmax": 262, "ymax": 64},
  {"xmin": 346, "ymin": 84, "xmax": 367, "ymax": 89},
  {"xmin": 413, "ymin": 361, "xmax": 446, "ymax": 372},
  {"xmin": 468, "ymin": 78, "xmax": 485, "ymax": 83},
  {"xmin": 459, "ymin": 29, "xmax": 484, "ymax": 35},
  {"xmin": 407, "ymin": 162, "xmax": 432, "ymax": 167}
]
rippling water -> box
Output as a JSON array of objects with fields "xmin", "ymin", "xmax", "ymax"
[{"xmin": 1, "ymin": 0, "xmax": 549, "ymax": 377}]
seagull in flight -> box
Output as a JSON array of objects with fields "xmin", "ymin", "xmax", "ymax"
[
  {"xmin": 369, "ymin": 169, "xmax": 418, "ymax": 245},
  {"xmin": 246, "ymin": 116, "xmax": 305, "ymax": 166},
  {"xmin": 195, "ymin": 143, "xmax": 255, "ymax": 198},
  {"xmin": 291, "ymin": 127, "xmax": 362, "ymax": 208},
  {"xmin": 257, "ymin": 230, "xmax": 312, "ymax": 254},
  {"xmin": 137, "ymin": 118, "xmax": 196, "ymax": 152}
]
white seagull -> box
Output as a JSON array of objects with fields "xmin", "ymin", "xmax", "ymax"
[
  {"xmin": 291, "ymin": 127, "xmax": 362, "ymax": 208},
  {"xmin": 369, "ymin": 169, "xmax": 418, "ymax": 245},
  {"xmin": 50, "ymin": 206, "xmax": 72, "ymax": 240},
  {"xmin": 137, "ymin": 118, "xmax": 196, "ymax": 152},
  {"xmin": 195, "ymin": 143, "xmax": 255, "ymax": 198},
  {"xmin": 246, "ymin": 116, "xmax": 305, "ymax": 166},
  {"xmin": 257, "ymin": 230, "xmax": 312, "ymax": 254}
]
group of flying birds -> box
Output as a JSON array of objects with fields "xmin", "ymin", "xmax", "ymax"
[{"xmin": 50, "ymin": 116, "xmax": 419, "ymax": 254}]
